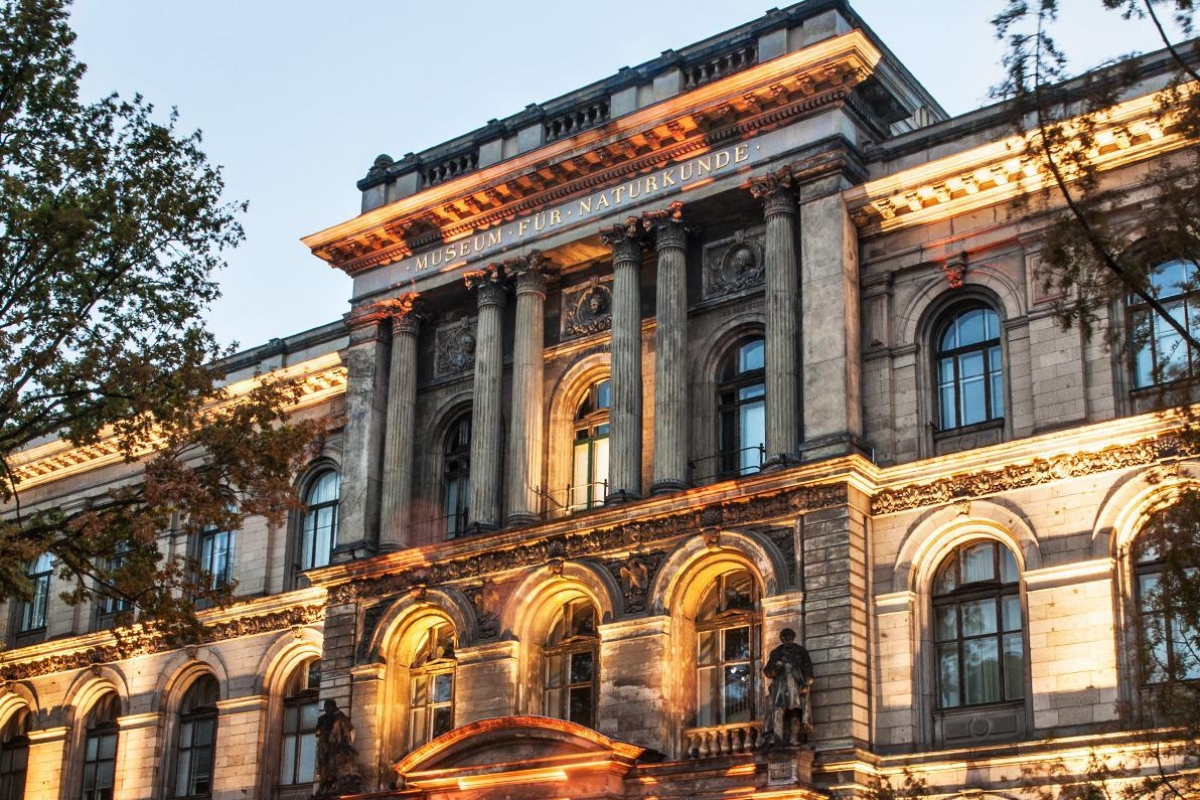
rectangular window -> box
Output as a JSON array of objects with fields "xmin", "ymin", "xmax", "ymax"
[
  {"xmin": 18, "ymin": 554, "xmax": 52, "ymax": 634},
  {"xmin": 198, "ymin": 529, "xmax": 235, "ymax": 590}
]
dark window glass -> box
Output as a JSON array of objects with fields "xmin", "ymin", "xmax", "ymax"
[
  {"xmin": 300, "ymin": 471, "xmax": 340, "ymax": 571},
  {"xmin": 196, "ymin": 529, "xmax": 234, "ymax": 592},
  {"xmin": 543, "ymin": 599, "xmax": 599, "ymax": 728},
  {"xmin": 81, "ymin": 694, "xmax": 120, "ymax": 800},
  {"xmin": 1135, "ymin": 540, "xmax": 1200, "ymax": 684},
  {"xmin": 174, "ymin": 676, "xmax": 219, "ymax": 798},
  {"xmin": 695, "ymin": 571, "xmax": 761, "ymax": 727},
  {"xmin": 442, "ymin": 416, "xmax": 471, "ymax": 538},
  {"xmin": 935, "ymin": 305, "xmax": 1004, "ymax": 430},
  {"xmin": 0, "ymin": 710, "xmax": 30, "ymax": 800},
  {"xmin": 717, "ymin": 337, "xmax": 766, "ymax": 478},
  {"xmin": 409, "ymin": 622, "xmax": 456, "ymax": 750},
  {"xmin": 18, "ymin": 554, "xmax": 52, "ymax": 634},
  {"xmin": 1131, "ymin": 259, "xmax": 1200, "ymax": 388},
  {"xmin": 570, "ymin": 381, "xmax": 610, "ymax": 512},
  {"xmin": 932, "ymin": 541, "xmax": 1024, "ymax": 709},
  {"xmin": 96, "ymin": 545, "xmax": 132, "ymax": 629},
  {"xmin": 279, "ymin": 660, "xmax": 320, "ymax": 787}
]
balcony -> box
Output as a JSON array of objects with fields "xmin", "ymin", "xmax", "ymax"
[{"xmin": 682, "ymin": 720, "xmax": 762, "ymax": 758}]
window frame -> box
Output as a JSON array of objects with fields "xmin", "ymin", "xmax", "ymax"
[
  {"xmin": 441, "ymin": 415, "xmax": 472, "ymax": 539},
  {"xmin": 931, "ymin": 540, "xmax": 1025, "ymax": 711},
  {"xmin": 933, "ymin": 303, "xmax": 1005, "ymax": 433},
  {"xmin": 716, "ymin": 336, "xmax": 766, "ymax": 479},
  {"xmin": 408, "ymin": 622, "xmax": 456, "ymax": 751},
  {"xmin": 298, "ymin": 470, "xmax": 340, "ymax": 572},
  {"xmin": 278, "ymin": 660, "xmax": 320, "ymax": 789},
  {"xmin": 0, "ymin": 710, "xmax": 29, "ymax": 800},
  {"xmin": 542, "ymin": 599, "xmax": 600, "ymax": 728},
  {"xmin": 1134, "ymin": 543, "xmax": 1200, "ymax": 685},
  {"xmin": 81, "ymin": 694, "xmax": 120, "ymax": 800},
  {"xmin": 173, "ymin": 677, "xmax": 219, "ymax": 800},
  {"xmin": 694, "ymin": 571, "xmax": 761, "ymax": 729},
  {"xmin": 570, "ymin": 380, "xmax": 611, "ymax": 512},
  {"xmin": 1129, "ymin": 258, "xmax": 1200, "ymax": 389},
  {"xmin": 95, "ymin": 544, "xmax": 132, "ymax": 631},
  {"xmin": 194, "ymin": 526, "xmax": 235, "ymax": 599},
  {"xmin": 17, "ymin": 553, "xmax": 53, "ymax": 636}
]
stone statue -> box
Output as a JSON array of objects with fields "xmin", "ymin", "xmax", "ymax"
[
  {"xmin": 761, "ymin": 628, "xmax": 813, "ymax": 747},
  {"xmin": 315, "ymin": 699, "xmax": 363, "ymax": 797}
]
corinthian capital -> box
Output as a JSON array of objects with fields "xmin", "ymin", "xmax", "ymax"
[
  {"xmin": 748, "ymin": 167, "xmax": 796, "ymax": 217},
  {"xmin": 643, "ymin": 201, "xmax": 689, "ymax": 252},
  {"xmin": 599, "ymin": 216, "xmax": 645, "ymax": 265},
  {"xmin": 506, "ymin": 250, "xmax": 555, "ymax": 296},
  {"xmin": 347, "ymin": 292, "xmax": 426, "ymax": 334},
  {"xmin": 464, "ymin": 264, "xmax": 509, "ymax": 308}
]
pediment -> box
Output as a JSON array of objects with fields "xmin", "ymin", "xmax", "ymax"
[{"xmin": 394, "ymin": 715, "xmax": 651, "ymax": 792}]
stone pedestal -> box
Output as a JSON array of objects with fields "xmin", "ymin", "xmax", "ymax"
[
  {"xmin": 749, "ymin": 168, "xmax": 801, "ymax": 465},
  {"xmin": 378, "ymin": 295, "xmax": 424, "ymax": 551},
  {"xmin": 647, "ymin": 203, "xmax": 689, "ymax": 494},
  {"xmin": 505, "ymin": 254, "xmax": 552, "ymax": 525},
  {"xmin": 465, "ymin": 266, "xmax": 507, "ymax": 530},
  {"xmin": 600, "ymin": 219, "xmax": 645, "ymax": 501},
  {"xmin": 763, "ymin": 746, "xmax": 815, "ymax": 787}
]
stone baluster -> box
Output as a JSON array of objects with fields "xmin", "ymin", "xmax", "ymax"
[
  {"xmin": 505, "ymin": 252, "xmax": 553, "ymax": 525},
  {"xmin": 464, "ymin": 265, "xmax": 507, "ymax": 529},
  {"xmin": 378, "ymin": 293, "xmax": 424, "ymax": 551},
  {"xmin": 644, "ymin": 201, "xmax": 689, "ymax": 493},
  {"xmin": 749, "ymin": 167, "xmax": 801, "ymax": 464},
  {"xmin": 599, "ymin": 218, "xmax": 645, "ymax": 501}
]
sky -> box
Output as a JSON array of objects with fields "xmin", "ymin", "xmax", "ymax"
[{"xmin": 66, "ymin": 0, "xmax": 1188, "ymax": 351}]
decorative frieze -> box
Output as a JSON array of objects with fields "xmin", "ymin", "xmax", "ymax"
[
  {"xmin": 561, "ymin": 277, "xmax": 613, "ymax": 339},
  {"xmin": 606, "ymin": 551, "xmax": 666, "ymax": 615},
  {"xmin": 702, "ymin": 229, "xmax": 766, "ymax": 299},
  {"xmin": 0, "ymin": 604, "xmax": 325, "ymax": 681},
  {"xmin": 434, "ymin": 317, "xmax": 477, "ymax": 376},
  {"xmin": 327, "ymin": 481, "xmax": 848, "ymax": 604}
]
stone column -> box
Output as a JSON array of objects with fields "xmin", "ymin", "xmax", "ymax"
[
  {"xmin": 464, "ymin": 265, "xmax": 507, "ymax": 530},
  {"xmin": 505, "ymin": 253, "xmax": 552, "ymax": 525},
  {"xmin": 750, "ymin": 167, "xmax": 801, "ymax": 464},
  {"xmin": 599, "ymin": 218, "xmax": 644, "ymax": 501},
  {"xmin": 378, "ymin": 294, "xmax": 424, "ymax": 551},
  {"xmin": 645, "ymin": 202, "xmax": 689, "ymax": 493},
  {"xmin": 337, "ymin": 303, "xmax": 394, "ymax": 556}
]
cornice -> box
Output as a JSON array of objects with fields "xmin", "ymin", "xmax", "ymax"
[
  {"xmin": 845, "ymin": 85, "xmax": 1196, "ymax": 235},
  {"xmin": 302, "ymin": 31, "xmax": 882, "ymax": 276},
  {"xmin": 8, "ymin": 353, "xmax": 347, "ymax": 493}
]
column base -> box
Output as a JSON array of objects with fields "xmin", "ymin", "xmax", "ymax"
[
  {"xmin": 649, "ymin": 479, "xmax": 688, "ymax": 495},
  {"xmin": 604, "ymin": 489, "xmax": 640, "ymax": 505},
  {"xmin": 332, "ymin": 540, "xmax": 377, "ymax": 564},
  {"xmin": 761, "ymin": 453, "xmax": 801, "ymax": 471},
  {"xmin": 504, "ymin": 512, "xmax": 540, "ymax": 528},
  {"xmin": 461, "ymin": 521, "xmax": 499, "ymax": 537}
]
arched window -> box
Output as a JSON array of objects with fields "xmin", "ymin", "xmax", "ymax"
[
  {"xmin": 173, "ymin": 676, "xmax": 219, "ymax": 799},
  {"xmin": 543, "ymin": 599, "xmax": 599, "ymax": 728},
  {"xmin": 1134, "ymin": 527, "xmax": 1200, "ymax": 684},
  {"xmin": 932, "ymin": 541, "xmax": 1024, "ymax": 708},
  {"xmin": 0, "ymin": 710, "xmax": 30, "ymax": 800},
  {"xmin": 16, "ymin": 553, "xmax": 52, "ymax": 638},
  {"xmin": 1131, "ymin": 259, "xmax": 1200, "ymax": 388},
  {"xmin": 695, "ymin": 570, "xmax": 760, "ymax": 728},
  {"xmin": 442, "ymin": 415, "xmax": 471, "ymax": 538},
  {"xmin": 300, "ymin": 471, "xmax": 340, "ymax": 571},
  {"xmin": 570, "ymin": 380, "xmax": 610, "ymax": 512},
  {"xmin": 81, "ymin": 693, "xmax": 120, "ymax": 800},
  {"xmin": 717, "ymin": 336, "xmax": 766, "ymax": 478},
  {"xmin": 934, "ymin": 304, "xmax": 1004, "ymax": 431},
  {"xmin": 408, "ymin": 622, "xmax": 456, "ymax": 750},
  {"xmin": 279, "ymin": 660, "xmax": 320, "ymax": 789}
]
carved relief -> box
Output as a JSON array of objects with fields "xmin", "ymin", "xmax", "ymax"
[
  {"xmin": 608, "ymin": 551, "xmax": 665, "ymax": 614},
  {"xmin": 467, "ymin": 580, "xmax": 502, "ymax": 640},
  {"xmin": 703, "ymin": 229, "xmax": 766, "ymax": 299},
  {"xmin": 356, "ymin": 601, "xmax": 390, "ymax": 663},
  {"xmin": 434, "ymin": 317, "xmax": 477, "ymax": 376},
  {"xmin": 561, "ymin": 277, "xmax": 613, "ymax": 339}
]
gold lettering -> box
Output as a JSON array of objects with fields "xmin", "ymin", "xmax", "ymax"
[
  {"xmin": 645, "ymin": 175, "xmax": 658, "ymax": 193},
  {"xmin": 734, "ymin": 143, "xmax": 749, "ymax": 163},
  {"xmin": 415, "ymin": 253, "xmax": 429, "ymax": 272},
  {"xmin": 534, "ymin": 211, "xmax": 547, "ymax": 232},
  {"xmin": 627, "ymin": 180, "xmax": 641, "ymax": 199},
  {"xmin": 679, "ymin": 162, "xmax": 694, "ymax": 181},
  {"xmin": 613, "ymin": 185, "xmax": 627, "ymax": 203},
  {"xmin": 697, "ymin": 155, "xmax": 713, "ymax": 175},
  {"xmin": 661, "ymin": 168, "xmax": 676, "ymax": 187},
  {"xmin": 549, "ymin": 209, "xmax": 562, "ymax": 226},
  {"xmin": 487, "ymin": 229, "xmax": 503, "ymax": 247},
  {"xmin": 518, "ymin": 219, "xmax": 531, "ymax": 237},
  {"xmin": 473, "ymin": 233, "xmax": 487, "ymax": 252},
  {"xmin": 579, "ymin": 197, "xmax": 592, "ymax": 215},
  {"xmin": 714, "ymin": 150, "xmax": 730, "ymax": 169},
  {"xmin": 596, "ymin": 193, "xmax": 611, "ymax": 210},
  {"xmin": 431, "ymin": 248, "xmax": 444, "ymax": 267}
]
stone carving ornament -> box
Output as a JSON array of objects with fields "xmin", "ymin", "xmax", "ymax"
[
  {"xmin": 434, "ymin": 317, "xmax": 477, "ymax": 376},
  {"xmin": 562, "ymin": 277, "xmax": 613, "ymax": 338},
  {"xmin": 704, "ymin": 230, "xmax": 765, "ymax": 298}
]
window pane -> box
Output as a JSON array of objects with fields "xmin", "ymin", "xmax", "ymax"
[
  {"xmin": 988, "ymin": 346, "xmax": 1004, "ymax": 419},
  {"xmin": 937, "ymin": 643, "xmax": 960, "ymax": 708},
  {"xmin": 960, "ymin": 543, "xmax": 995, "ymax": 584},
  {"xmin": 697, "ymin": 665, "xmax": 719, "ymax": 727},
  {"xmin": 544, "ymin": 687, "xmax": 562, "ymax": 720},
  {"xmin": 297, "ymin": 731, "xmax": 317, "ymax": 783},
  {"xmin": 432, "ymin": 706, "xmax": 453, "ymax": 738},
  {"xmin": 697, "ymin": 630, "xmax": 717, "ymax": 665},
  {"xmin": 279, "ymin": 734, "xmax": 296, "ymax": 783},
  {"xmin": 1133, "ymin": 311, "xmax": 1155, "ymax": 388},
  {"xmin": 1001, "ymin": 594, "xmax": 1022, "ymax": 632},
  {"xmin": 175, "ymin": 751, "xmax": 192, "ymax": 797},
  {"xmin": 1171, "ymin": 616, "xmax": 1200, "ymax": 680},
  {"xmin": 411, "ymin": 674, "xmax": 427, "ymax": 705},
  {"xmin": 568, "ymin": 686, "xmax": 594, "ymax": 727},
  {"xmin": 546, "ymin": 654, "xmax": 564, "ymax": 688},
  {"xmin": 934, "ymin": 555, "xmax": 958, "ymax": 595},
  {"xmin": 571, "ymin": 442, "xmax": 590, "ymax": 509},
  {"xmin": 961, "ymin": 599, "xmax": 998, "ymax": 636},
  {"xmin": 570, "ymin": 651, "xmax": 594, "ymax": 684},
  {"xmin": 723, "ymin": 664, "xmax": 753, "ymax": 723},
  {"xmin": 963, "ymin": 638, "xmax": 1001, "ymax": 705},
  {"xmin": 1139, "ymin": 572, "xmax": 1162, "ymax": 612},
  {"xmin": 739, "ymin": 339, "xmax": 764, "ymax": 373},
  {"xmin": 1003, "ymin": 633, "xmax": 1025, "ymax": 700},
  {"xmin": 938, "ymin": 358, "xmax": 957, "ymax": 429},
  {"xmin": 999, "ymin": 547, "xmax": 1019, "ymax": 584},
  {"xmin": 301, "ymin": 700, "xmax": 319, "ymax": 732},
  {"xmin": 741, "ymin": 400, "xmax": 765, "ymax": 474},
  {"xmin": 959, "ymin": 363, "xmax": 986, "ymax": 426},
  {"xmin": 724, "ymin": 627, "xmax": 751, "ymax": 661},
  {"xmin": 433, "ymin": 673, "xmax": 453, "ymax": 704},
  {"xmin": 593, "ymin": 438, "xmax": 609, "ymax": 501},
  {"xmin": 934, "ymin": 605, "xmax": 957, "ymax": 642},
  {"xmin": 1143, "ymin": 612, "xmax": 1168, "ymax": 683},
  {"xmin": 958, "ymin": 308, "xmax": 986, "ymax": 346},
  {"xmin": 98, "ymin": 732, "xmax": 116, "ymax": 760}
]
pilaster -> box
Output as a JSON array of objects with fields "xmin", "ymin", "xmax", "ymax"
[
  {"xmin": 212, "ymin": 695, "xmax": 268, "ymax": 799},
  {"xmin": 453, "ymin": 641, "xmax": 521, "ymax": 725},
  {"xmin": 596, "ymin": 615, "xmax": 671, "ymax": 753},
  {"xmin": 115, "ymin": 712, "xmax": 163, "ymax": 800},
  {"xmin": 24, "ymin": 726, "xmax": 68, "ymax": 800}
]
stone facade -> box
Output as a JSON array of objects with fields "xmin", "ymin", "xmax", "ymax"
[{"xmin": 2, "ymin": 2, "xmax": 1198, "ymax": 799}]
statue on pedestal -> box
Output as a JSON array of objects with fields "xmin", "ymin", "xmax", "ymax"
[
  {"xmin": 315, "ymin": 699, "xmax": 363, "ymax": 797},
  {"xmin": 761, "ymin": 628, "xmax": 814, "ymax": 748}
]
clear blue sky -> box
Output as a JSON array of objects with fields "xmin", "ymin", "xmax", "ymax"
[{"xmin": 67, "ymin": 1, "xmax": 1184, "ymax": 351}]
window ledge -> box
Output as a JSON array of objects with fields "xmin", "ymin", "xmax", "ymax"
[{"xmin": 933, "ymin": 701, "xmax": 1026, "ymax": 748}]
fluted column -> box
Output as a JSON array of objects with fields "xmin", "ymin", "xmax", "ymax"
[
  {"xmin": 378, "ymin": 293, "xmax": 424, "ymax": 551},
  {"xmin": 600, "ymin": 218, "xmax": 644, "ymax": 501},
  {"xmin": 645, "ymin": 201, "xmax": 689, "ymax": 493},
  {"xmin": 505, "ymin": 252, "xmax": 552, "ymax": 525},
  {"xmin": 465, "ymin": 265, "xmax": 507, "ymax": 529},
  {"xmin": 749, "ymin": 167, "xmax": 800, "ymax": 463}
]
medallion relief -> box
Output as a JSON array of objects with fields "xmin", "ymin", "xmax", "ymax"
[
  {"xmin": 434, "ymin": 316, "xmax": 477, "ymax": 376},
  {"xmin": 561, "ymin": 276, "xmax": 613, "ymax": 339},
  {"xmin": 703, "ymin": 228, "xmax": 766, "ymax": 299}
]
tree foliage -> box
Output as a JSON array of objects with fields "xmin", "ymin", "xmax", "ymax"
[{"xmin": 0, "ymin": 0, "xmax": 321, "ymax": 641}]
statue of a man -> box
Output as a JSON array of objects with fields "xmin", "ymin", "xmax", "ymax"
[
  {"xmin": 315, "ymin": 699, "xmax": 362, "ymax": 797},
  {"xmin": 761, "ymin": 628, "xmax": 814, "ymax": 747}
]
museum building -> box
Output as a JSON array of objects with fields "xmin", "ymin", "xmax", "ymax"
[{"xmin": 1, "ymin": 1, "xmax": 1198, "ymax": 798}]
